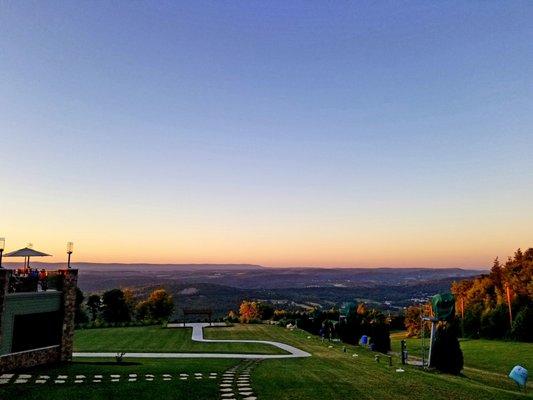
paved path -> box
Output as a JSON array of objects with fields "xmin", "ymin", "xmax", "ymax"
[{"xmin": 74, "ymin": 323, "xmax": 311, "ymax": 360}]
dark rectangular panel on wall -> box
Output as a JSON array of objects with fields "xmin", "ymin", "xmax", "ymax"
[{"xmin": 11, "ymin": 311, "xmax": 62, "ymax": 352}]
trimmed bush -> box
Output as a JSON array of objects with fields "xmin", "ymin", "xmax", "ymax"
[{"xmin": 431, "ymin": 323, "xmax": 464, "ymax": 375}]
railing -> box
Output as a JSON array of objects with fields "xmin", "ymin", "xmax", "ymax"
[{"xmin": 7, "ymin": 270, "xmax": 62, "ymax": 293}]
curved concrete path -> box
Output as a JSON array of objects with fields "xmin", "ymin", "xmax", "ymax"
[{"xmin": 74, "ymin": 323, "xmax": 311, "ymax": 360}]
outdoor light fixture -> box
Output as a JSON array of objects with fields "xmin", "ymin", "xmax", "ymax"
[
  {"xmin": 67, "ymin": 241, "xmax": 74, "ymax": 269},
  {"xmin": 0, "ymin": 238, "xmax": 5, "ymax": 269}
]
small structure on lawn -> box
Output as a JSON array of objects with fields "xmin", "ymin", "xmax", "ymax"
[{"xmin": 181, "ymin": 308, "xmax": 213, "ymax": 325}]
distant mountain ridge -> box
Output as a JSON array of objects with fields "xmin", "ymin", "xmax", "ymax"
[{"xmin": 2, "ymin": 262, "xmax": 266, "ymax": 271}]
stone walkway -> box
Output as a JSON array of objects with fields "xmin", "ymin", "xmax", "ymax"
[
  {"xmin": 0, "ymin": 372, "xmax": 218, "ymax": 385},
  {"xmin": 219, "ymin": 359, "xmax": 260, "ymax": 400},
  {"xmin": 74, "ymin": 323, "xmax": 311, "ymax": 360}
]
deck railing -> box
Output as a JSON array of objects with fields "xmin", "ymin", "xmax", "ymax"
[{"xmin": 7, "ymin": 270, "xmax": 62, "ymax": 293}]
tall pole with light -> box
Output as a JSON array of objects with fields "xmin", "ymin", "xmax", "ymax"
[
  {"xmin": 66, "ymin": 242, "xmax": 74, "ymax": 269},
  {"xmin": 0, "ymin": 238, "xmax": 5, "ymax": 269}
]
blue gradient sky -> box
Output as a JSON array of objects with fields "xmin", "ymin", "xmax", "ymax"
[{"xmin": 1, "ymin": 1, "xmax": 532, "ymax": 266}]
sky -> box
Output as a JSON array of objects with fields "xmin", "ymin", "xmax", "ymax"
[{"xmin": 1, "ymin": 1, "xmax": 532, "ymax": 267}]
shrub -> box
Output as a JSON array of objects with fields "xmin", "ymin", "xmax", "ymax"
[
  {"xmin": 511, "ymin": 306, "xmax": 533, "ymax": 342},
  {"xmin": 479, "ymin": 304, "xmax": 509, "ymax": 339},
  {"xmin": 431, "ymin": 323, "xmax": 464, "ymax": 375}
]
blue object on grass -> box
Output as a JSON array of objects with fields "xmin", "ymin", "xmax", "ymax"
[
  {"xmin": 360, "ymin": 335, "xmax": 368, "ymax": 345},
  {"xmin": 509, "ymin": 365, "xmax": 528, "ymax": 388}
]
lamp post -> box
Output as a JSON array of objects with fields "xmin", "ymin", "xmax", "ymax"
[
  {"xmin": 0, "ymin": 238, "xmax": 5, "ymax": 269},
  {"xmin": 66, "ymin": 242, "xmax": 74, "ymax": 269}
]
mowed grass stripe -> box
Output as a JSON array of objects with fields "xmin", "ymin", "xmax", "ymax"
[
  {"xmin": 74, "ymin": 325, "xmax": 288, "ymax": 355},
  {"xmin": 208, "ymin": 324, "xmax": 532, "ymax": 400},
  {"xmin": 0, "ymin": 358, "xmax": 236, "ymax": 400}
]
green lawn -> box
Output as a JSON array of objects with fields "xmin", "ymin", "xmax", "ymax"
[
  {"xmin": 1, "ymin": 324, "xmax": 531, "ymax": 400},
  {"xmin": 209, "ymin": 325, "xmax": 533, "ymax": 400},
  {"xmin": 74, "ymin": 325, "xmax": 287, "ymax": 354},
  {"xmin": 0, "ymin": 358, "xmax": 237, "ymax": 400},
  {"xmin": 390, "ymin": 331, "xmax": 533, "ymax": 374}
]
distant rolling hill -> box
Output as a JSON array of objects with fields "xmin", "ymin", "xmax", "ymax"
[{"xmin": 4, "ymin": 262, "xmax": 484, "ymax": 317}]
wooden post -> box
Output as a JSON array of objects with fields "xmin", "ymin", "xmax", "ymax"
[{"xmin": 428, "ymin": 321, "xmax": 437, "ymax": 368}]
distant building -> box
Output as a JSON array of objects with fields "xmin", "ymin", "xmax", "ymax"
[{"xmin": 0, "ymin": 268, "xmax": 78, "ymax": 373}]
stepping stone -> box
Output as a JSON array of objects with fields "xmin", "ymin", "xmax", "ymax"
[
  {"xmin": 112, "ymin": 379, "xmax": 120, "ymax": 382},
  {"xmin": 15, "ymin": 379, "xmax": 28, "ymax": 384},
  {"xmin": 0, "ymin": 374, "xmax": 14, "ymax": 379},
  {"xmin": 194, "ymin": 373, "xmax": 202, "ymax": 376},
  {"xmin": 221, "ymin": 394, "xmax": 235, "ymax": 398},
  {"xmin": 129, "ymin": 374, "xmax": 137, "ymax": 377},
  {"xmin": 94, "ymin": 375, "xmax": 103, "ymax": 379},
  {"xmin": 111, "ymin": 375, "xmax": 121, "ymax": 378},
  {"xmin": 75, "ymin": 380, "xmax": 84, "ymax": 383},
  {"xmin": 145, "ymin": 374, "xmax": 154, "ymax": 378},
  {"xmin": 57, "ymin": 375, "xmax": 68, "ymax": 379},
  {"xmin": 243, "ymin": 397, "xmax": 257, "ymax": 400},
  {"xmin": 239, "ymin": 387, "xmax": 253, "ymax": 392},
  {"xmin": 128, "ymin": 378, "xmax": 137, "ymax": 382},
  {"xmin": 163, "ymin": 377, "xmax": 171, "ymax": 381},
  {"xmin": 195, "ymin": 376, "xmax": 202, "ymax": 379},
  {"xmin": 93, "ymin": 379, "xmax": 101, "ymax": 383},
  {"xmin": 209, "ymin": 375, "xmax": 217, "ymax": 379},
  {"xmin": 145, "ymin": 378, "xmax": 153, "ymax": 381},
  {"xmin": 54, "ymin": 380, "xmax": 65, "ymax": 384},
  {"xmin": 220, "ymin": 383, "xmax": 232, "ymax": 387},
  {"xmin": 76, "ymin": 375, "xmax": 86, "ymax": 379},
  {"xmin": 179, "ymin": 377, "xmax": 187, "ymax": 380},
  {"xmin": 220, "ymin": 388, "xmax": 233, "ymax": 392},
  {"xmin": 240, "ymin": 391, "xmax": 253, "ymax": 395},
  {"xmin": 19, "ymin": 374, "xmax": 32, "ymax": 379},
  {"xmin": 163, "ymin": 374, "xmax": 171, "ymax": 377},
  {"xmin": 0, "ymin": 379, "xmax": 10, "ymax": 385},
  {"xmin": 179, "ymin": 374, "xmax": 189, "ymax": 377},
  {"xmin": 35, "ymin": 380, "xmax": 47, "ymax": 384}
]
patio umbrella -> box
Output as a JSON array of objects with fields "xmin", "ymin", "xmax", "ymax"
[{"xmin": 4, "ymin": 247, "xmax": 51, "ymax": 268}]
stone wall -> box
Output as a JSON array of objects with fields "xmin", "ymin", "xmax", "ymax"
[
  {"xmin": 59, "ymin": 269, "xmax": 78, "ymax": 362},
  {"xmin": 0, "ymin": 269, "xmax": 9, "ymax": 359},
  {"xmin": 0, "ymin": 346, "xmax": 61, "ymax": 372}
]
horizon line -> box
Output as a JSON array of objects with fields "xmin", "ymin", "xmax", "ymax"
[{"xmin": 0, "ymin": 261, "xmax": 489, "ymax": 270}]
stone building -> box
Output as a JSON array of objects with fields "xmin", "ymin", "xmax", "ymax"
[{"xmin": 0, "ymin": 268, "xmax": 78, "ymax": 373}]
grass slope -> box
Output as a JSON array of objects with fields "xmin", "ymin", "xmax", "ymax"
[
  {"xmin": 1, "ymin": 324, "xmax": 531, "ymax": 400},
  {"xmin": 390, "ymin": 331, "xmax": 533, "ymax": 374},
  {"xmin": 74, "ymin": 325, "xmax": 287, "ymax": 354},
  {"xmin": 207, "ymin": 324, "xmax": 531, "ymax": 400}
]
